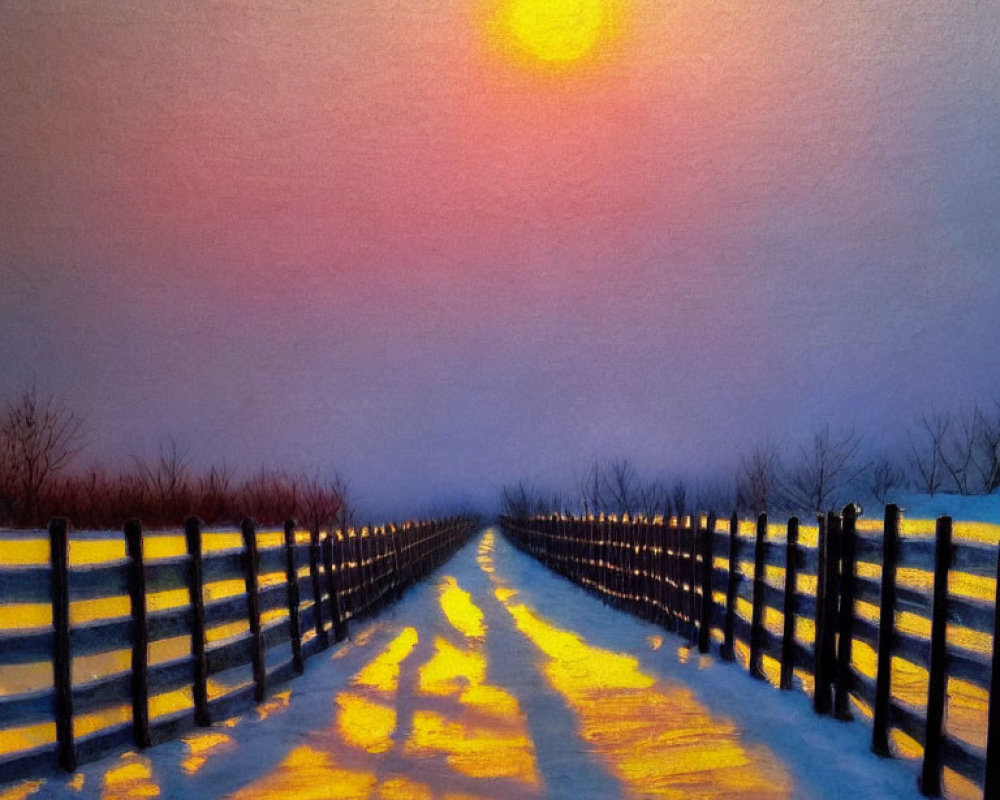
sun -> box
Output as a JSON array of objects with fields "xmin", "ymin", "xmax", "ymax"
[{"xmin": 495, "ymin": 0, "xmax": 610, "ymax": 64}]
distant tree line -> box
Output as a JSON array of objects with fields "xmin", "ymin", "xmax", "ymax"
[
  {"xmin": 0, "ymin": 387, "xmax": 347, "ymax": 530},
  {"xmin": 501, "ymin": 405, "xmax": 1000, "ymax": 520}
]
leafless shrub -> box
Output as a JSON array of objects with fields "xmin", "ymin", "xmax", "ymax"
[
  {"xmin": 236, "ymin": 468, "xmax": 302, "ymax": 525},
  {"xmin": 1, "ymin": 387, "xmax": 84, "ymax": 525},
  {"xmin": 636, "ymin": 479, "xmax": 667, "ymax": 521},
  {"xmin": 939, "ymin": 409, "xmax": 982, "ymax": 496},
  {"xmin": 867, "ymin": 458, "xmax": 907, "ymax": 505},
  {"xmin": 908, "ymin": 414, "xmax": 950, "ymax": 496},
  {"xmin": 736, "ymin": 443, "xmax": 782, "ymax": 514},
  {"xmin": 779, "ymin": 425, "xmax": 865, "ymax": 514},
  {"xmin": 576, "ymin": 461, "xmax": 604, "ymax": 518},
  {"xmin": 193, "ymin": 463, "xmax": 236, "ymax": 525},
  {"xmin": 671, "ymin": 480, "xmax": 688, "ymax": 519},
  {"xmin": 132, "ymin": 440, "xmax": 193, "ymax": 525},
  {"xmin": 298, "ymin": 474, "xmax": 345, "ymax": 534},
  {"xmin": 500, "ymin": 481, "xmax": 548, "ymax": 518},
  {"xmin": 976, "ymin": 405, "xmax": 1000, "ymax": 493},
  {"xmin": 603, "ymin": 459, "xmax": 637, "ymax": 519}
]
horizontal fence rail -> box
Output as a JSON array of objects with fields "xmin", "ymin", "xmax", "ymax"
[
  {"xmin": 0, "ymin": 513, "xmax": 479, "ymax": 785},
  {"xmin": 499, "ymin": 506, "xmax": 1000, "ymax": 800}
]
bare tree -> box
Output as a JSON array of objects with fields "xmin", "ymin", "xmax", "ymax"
[
  {"xmin": 577, "ymin": 460, "xmax": 604, "ymax": 518},
  {"xmin": 636, "ymin": 479, "xmax": 667, "ymax": 521},
  {"xmin": 501, "ymin": 481, "xmax": 547, "ymax": 518},
  {"xmin": 132, "ymin": 440, "xmax": 192, "ymax": 524},
  {"xmin": 940, "ymin": 409, "xmax": 981, "ymax": 496},
  {"xmin": 1, "ymin": 387, "xmax": 84, "ymax": 525},
  {"xmin": 736, "ymin": 443, "xmax": 782, "ymax": 514},
  {"xmin": 867, "ymin": 458, "xmax": 907, "ymax": 504},
  {"xmin": 0, "ymin": 430, "xmax": 15, "ymax": 522},
  {"xmin": 603, "ymin": 459, "xmax": 637, "ymax": 519},
  {"xmin": 975, "ymin": 405, "xmax": 1000, "ymax": 493},
  {"xmin": 238, "ymin": 468, "xmax": 302, "ymax": 525},
  {"xmin": 194, "ymin": 462, "xmax": 236, "ymax": 525},
  {"xmin": 671, "ymin": 479, "xmax": 688, "ymax": 519},
  {"xmin": 780, "ymin": 425, "xmax": 865, "ymax": 514},
  {"xmin": 908, "ymin": 414, "xmax": 950, "ymax": 496},
  {"xmin": 298, "ymin": 475, "xmax": 343, "ymax": 535},
  {"xmin": 331, "ymin": 473, "xmax": 354, "ymax": 532}
]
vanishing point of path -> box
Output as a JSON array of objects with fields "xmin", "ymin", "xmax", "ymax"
[{"xmin": 16, "ymin": 528, "xmax": 924, "ymax": 800}]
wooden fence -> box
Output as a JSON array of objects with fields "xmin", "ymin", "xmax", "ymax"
[
  {"xmin": 500, "ymin": 507, "xmax": 1000, "ymax": 800},
  {"xmin": 0, "ymin": 513, "xmax": 478, "ymax": 784}
]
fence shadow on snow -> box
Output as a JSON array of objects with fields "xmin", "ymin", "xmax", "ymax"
[
  {"xmin": 0, "ymin": 514, "xmax": 479, "ymax": 784},
  {"xmin": 501, "ymin": 506, "xmax": 1000, "ymax": 800}
]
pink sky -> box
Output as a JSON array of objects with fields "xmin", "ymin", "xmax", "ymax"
[{"xmin": 2, "ymin": 2, "xmax": 999, "ymax": 514}]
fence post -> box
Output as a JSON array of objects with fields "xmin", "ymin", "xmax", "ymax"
[
  {"xmin": 780, "ymin": 517, "xmax": 800, "ymax": 690},
  {"xmin": 919, "ymin": 516, "xmax": 953, "ymax": 797},
  {"xmin": 308, "ymin": 526, "xmax": 329, "ymax": 650},
  {"xmin": 983, "ymin": 543, "xmax": 1000, "ymax": 799},
  {"xmin": 241, "ymin": 518, "xmax": 267, "ymax": 704},
  {"xmin": 872, "ymin": 503, "xmax": 900, "ymax": 756},
  {"xmin": 835, "ymin": 504, "xmax": 859, "ymax": 721},
  {"xmin": 184, "ymin": 517, "xmax": 211, "ymax": 727},
  {"xmin": 282, "ymin": 520, "xmax": 304, "ymax": 674},
  {"xmin": 657, "ymin": 521, "xmax": 672, "ymax": 630},
  {"xmin": 124, "ymin": 518, "xmax": 151, "ymax": 748},
  {"xmin": 323, "ymin": 531, "xmax": 348, "ymax": 642},
  {"xmin": 672, "ymin": 515, "xmax": 684, "ymax": 631},
  {"xmin": 698, "ymin": 513, "xmax": 717, "ymax": 653},
  {"xmin": 390, "ymin": 524, "xmax": 403, "ymax": 601},
  {"xmin": 601, "ymin": 515, "xmax": 611, "ymax": 603},
  {"xmin": 722, "ymin": 512, "xmax": 740, "ymax": 661},
  {"xmin": 749, "ymin": 513, "xmax": 768, "ymax": 680},
  {"xmin": 49, "ymin": 517, "xmax": 76, "ymax": 772},
  {"xmin": 688, "ymin": 514, "xmax": 700, "ymax": 645},
  {"xmin": 815, "ymin": 511, "xmax": 841, "ymax": 715},
  {"xmin": 813, "ymin": 513, "xmax": 828, "ymax": 712},
  {"xmin": 662, "ymin": 516, "xmax": 674, "ymax": 628}
]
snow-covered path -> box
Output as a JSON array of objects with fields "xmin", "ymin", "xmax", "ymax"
[{"xmin": 19, "ymin": 528, "xmax": 924, "ymax": 800}]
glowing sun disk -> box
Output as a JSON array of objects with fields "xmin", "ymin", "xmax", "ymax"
[{"xmin": 500, "ymin": 0, "xmax": 607, "ymax": 62}]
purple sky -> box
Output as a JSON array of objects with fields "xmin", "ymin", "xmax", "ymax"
[{"xmin": 2, "ymin": 2, "xmax": 999, "ymax": 516}]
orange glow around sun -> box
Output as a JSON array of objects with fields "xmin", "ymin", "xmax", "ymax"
[{"xmin": 491, "ymin": 0, "xmax": 616, "ymax": 66}]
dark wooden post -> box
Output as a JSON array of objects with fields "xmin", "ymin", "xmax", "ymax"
[
  {"xmin": 688, "ymin": 514, "xmax": 700, "ymax": 644},
  {"xmin": 749, "ymin": 513, "xmax": 768, "ymax": 680},
  {"xmin": 661, "ymin": 516, "xmax": 674, "ymax": 628},
  {"xmin": 307, "ymin": 526, "xmax": 329, "ymax": 649},
  {"xmin": 341, "ymin": 529, "xmax": 355, "ymax": 618},
  {"xmin": 722, "ymin": 512, "xmax": 740, "ymax": 661},
  {"xmin": 656, "ymin": 521, "xmax": 670, "ymax": 628},
  {"xmin": 835, "ymin": 504, "xmax": 859, "ymax": 721},
  {"xmin": 780, "ymin": 517, "xmax": 800, "ymax": 690},
  {"xmin": 602, "ymin": 516, "xmax": 612, "ymax": 601},
  {"xmin": 872, "ymin": 504, "xmax": 900, "ymax": 756},
  {"xmin": 184, "ymin": 517, "xmax": 210, "ymax": 727},
  {"xmin": 241, "ymin": 518, "xmax": 267, "ymax": 703},
  {"xmin": 124, "ymin": 519, "xmax": 151, "ymax": 748},
  {"xmin": 390, "ymin": 525, "xmax": 403, "ymax": 601},
  {"xmin": 984, "ymin": 543, "xmax": 1000, "ymax": 799},
  {"xmin": 49, "ymin": 517, "xmax": 76, "ymax": 772},
  {"xmin": 282, "ymin": 520, "xmax": 304, "ymax": 674},
  {"xmin": 698, "ymin": 513, "xmax": 717, "ymax": 653},
  {"xmin": 814, "ymin": 513, "xmax": 829, "ymax": 713},
  {"xmin": 322, "ymin": 531, "xmax": 348, "ymax": 642},
  {"xmin": 919, "ymin": 516, "xmax": 953, "ymax": 797},
  {"xmin": 672, "ymin": 515, "xmax": 683, "ymax": 630},
  {"xmin": 815, "ymin": 511, "xmax": 841, "ymax": 715}
]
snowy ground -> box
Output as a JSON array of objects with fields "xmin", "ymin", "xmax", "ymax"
[
  {"xmin": 891, "ymin": 491, "xmax": 1000, "ymax": 527},
  {"xmin": 10, "ymin": 527, "xmax": 928, "ymax": 800}
]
